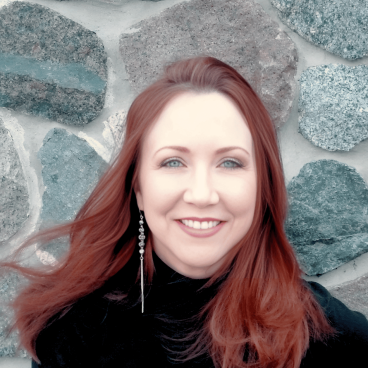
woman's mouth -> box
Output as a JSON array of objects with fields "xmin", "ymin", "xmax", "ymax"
[
  {"xmin": 176, "ymin": 220, "xmax": 225, "ymax": 238},
  {"xmin": 179, "ymin": 219, "xmax": 222, "ymax": 230}
]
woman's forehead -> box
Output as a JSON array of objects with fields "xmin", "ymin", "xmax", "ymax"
[
  {"xmin": 142, "ymin": 92, "xmax": 253, "ymax": 155},
  {"xmin": 159, "ymin": 91, "xmax": 244, "ymax": 122}
]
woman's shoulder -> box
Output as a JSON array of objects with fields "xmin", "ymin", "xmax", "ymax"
[
  {"xmin": 33, "ymin": 286, "xmax": 112, "ymax": 367},
  {"xmin": 304, "ymin": 280, "xmax": 368, "ymax": 335},
  {"xmin": 300, "ymin": 280, "xmax": 368, "ymax": 367},
  {"xmin": 33, "ymin": 260, "xmax": 138, "ymax": 367}
]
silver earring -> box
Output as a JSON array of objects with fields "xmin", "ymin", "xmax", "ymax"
[{"xmin": 138, "ymin": 209, "xmax": 145, "ymax": 313}]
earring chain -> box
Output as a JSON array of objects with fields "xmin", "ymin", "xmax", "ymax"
[{"xmin": 138, "ymin": 210, "xmax": 145, "ymax": 313}]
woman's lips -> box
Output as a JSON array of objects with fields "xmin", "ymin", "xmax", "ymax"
[{"xmin": 176, "ymin": 220, "xmax": 225, "ymax": 238}]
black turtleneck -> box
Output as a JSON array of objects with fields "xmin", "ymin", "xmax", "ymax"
[{"xmin": 32, "ymin": 247, "xmax": 368, "ymax": 368}]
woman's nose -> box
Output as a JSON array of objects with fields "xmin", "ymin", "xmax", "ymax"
[{"xmin": 183, "ymin": 169, "xmax": 219, "ymax": 205}]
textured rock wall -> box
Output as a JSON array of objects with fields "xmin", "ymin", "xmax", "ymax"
[
  {"xmin": 0, "ymin": 2, "xmax": 108, "ymax": 125},
  {"xmin": 119, "ymin": 0, "xmax": 298, "ymax": 128},
  {"xmin": 0, "ymin": 118, "xmax": 29, "ymax": 242},
  {"xmin": 285, "ymin": 160, "xmax": 368, "ymax": 276},
  {"xmin": 298, "ymin": 64, "xmax": 368, "ymax": 151},
  {"xmin": 0, "ymin": 0, "xmax": 367, "ymax": 360},
  {"xmin": 271, "ymin": 0, "xmax": 368, "ymax": 60}
]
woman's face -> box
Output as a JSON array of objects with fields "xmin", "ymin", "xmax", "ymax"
[{"xmin": 134, "ymin": 92, "xmax": 257, "ymax": 279}]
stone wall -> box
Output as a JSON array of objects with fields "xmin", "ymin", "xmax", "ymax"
[{"xmin": 0, "ymin": 0, "xmax": 367, "ymax": 362}]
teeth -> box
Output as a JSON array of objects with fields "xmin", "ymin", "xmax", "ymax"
[{"xmin": 180, "ymin": 220, "xmax": 221, "ymax": 229}]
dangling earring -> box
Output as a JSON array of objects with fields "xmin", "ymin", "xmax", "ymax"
[{"xmin": 138, "ymin": 209, "xmax": 145, "ymax": 313}]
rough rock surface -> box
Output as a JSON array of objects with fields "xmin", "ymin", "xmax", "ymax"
[
  {"xmin": 328, "ymin": 273, "xmax": 368, "ymax": 320},
  {"xmin": 0, "ymin": 118, "xmax": 29, "ymax": 242},
  {"xmin": 57, "ymin": 0, "xmax": 163, "ymax": 2},
  {"xmin": 120, "ymin": 0, "xmax": 298, "ymax": 129},
  {"xmin": 271, "ymin": 0, "xmax": 368, "ymax": 60},
  {"xmin": 102, "ymin": 110, "xmax": 127, "ymax": 161},
  {"xmin": 298, "ymin": 64, "xmax": 368, "ymax": 151},
  {"xmin": 285, "ymin": 160, "xmax": 368, "ymax": 276},
  {"xmin": 0, "ymin": 271, "xmax": 31, "ymax": 359},
  {"xmin": 0, "ymin": 1, "xmax": 107, "ymax": 125},
  {"xmin": 38, "ymin": 128, "xmax": 108, "ymax": 259}
]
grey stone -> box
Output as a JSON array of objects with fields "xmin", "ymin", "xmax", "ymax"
[
  {"xmin": 102, "ymin": 110, "xmax": 127, "ymax": 159},
  {"xmin": 119, "ymin": 0, "xmax": 298, "ymax": 129},
  {"xmin": 328, "ymin": 273, "xmax": 368, "ymax": 320},
  {"xmin": 0, "ymin": 118, "xmax": 29, "ymax": 242},
  {"xmin": 0, "ymin": 271, "xmax": 32, "ymax": 359},
  {"xmin": 298, "ymin": 64, "xmax": 368, "ymax": 151},
  {"xmin": 56, "ymin": 0, "xmax": 163, "ymax": 2},
  {"xmin": 38, "ymin": 128, "xmax": 108, "ymax": 259},
  {"xmin": 271, "ymin": 0, "xmax": 368, "ymax": 60},
  {"xmin": 285, "ymin": 160, "xmax": 368, "ymax": 276},
  {"xmin": 0, "ymin": 1, "xmax": 107, "ymax": 126}
]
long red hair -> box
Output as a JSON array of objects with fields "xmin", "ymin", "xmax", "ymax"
[{"xmin": 0, "ymin": 55, "xmax": 338, "ymax": 368}]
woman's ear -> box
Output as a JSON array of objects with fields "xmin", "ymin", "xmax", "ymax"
[{"xmin": 133, "ymin": 183, "xmax": 143, "ymax": 212}]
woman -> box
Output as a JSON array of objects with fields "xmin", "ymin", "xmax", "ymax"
[{"xmin": 1, "ymin": 56, "xmax": 367, "ymax": 368}]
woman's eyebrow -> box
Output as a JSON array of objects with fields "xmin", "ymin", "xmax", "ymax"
[{"xmin": 154, "ymin": 145, "xmax": 250, "ymax": 157}]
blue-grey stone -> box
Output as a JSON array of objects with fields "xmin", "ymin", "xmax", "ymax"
[
  {"xmin": 298, "ymin": 64, "xmax": 368, "ymax": 151},
  {"xmin": 0, "ymin": 270, "xmax": 31, "ymax": 359},
  {"xmin": 271, "ymin": 0, "xmax": 368, "ymax": 60},
  {"xmin": 56, "ymin": 0, "xmax": 163, "ymax": 2},
  {"xmin": 0, "ymin": 53, "xmax": 106, "ymax": 94},
  {"xmin": 0, "ymin": 118, "xmax": 29, "ymax": 242},
  {"xmin": 0, "ymin": 1, "xmax": 107, "ymax": 126},
  {"xmin": 285, "ymin": 160, "xmax": 368, "ymax": 276},
  {"xmin": 328, "ymin": 273, "xmax": 368, "ymax": 320},
  {"xmin": 38, "ymin": 128, "xmax": 108, "ymax": 258},
  {"xmin": 120, "ymin": 0, "xmax": 298, "ymax": 129}
]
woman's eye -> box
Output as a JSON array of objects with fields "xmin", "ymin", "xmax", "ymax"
[{"xmin": 160, "ymin": 158, "xmax": 244, "ymax": 170}]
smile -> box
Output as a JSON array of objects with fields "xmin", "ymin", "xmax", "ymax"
[
  {"xmin": 179, "ymin": 219, "xmax": 221, "ymax": 229},
  {"xmin": 176, "ymin": 220, "xmax": 225, "ymax": 238}
]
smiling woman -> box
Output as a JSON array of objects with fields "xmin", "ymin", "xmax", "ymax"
[
  {"xmin": 0, "ymin": 55, "xmax": 367, "ymax": 368},
  {"xmin": 134, "ymin": 92, "xmax": 257, "ymax": 280}
]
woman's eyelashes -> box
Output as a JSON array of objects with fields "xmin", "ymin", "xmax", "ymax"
[{"xmin": 160, "ymin": 157, "xmax": 245, "ymax": 170}]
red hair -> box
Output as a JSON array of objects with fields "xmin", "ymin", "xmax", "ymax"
[{"xmin": 0, "ymin": 55, "xmax": 338, "ymax": 368}]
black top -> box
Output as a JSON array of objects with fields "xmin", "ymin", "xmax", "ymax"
[{"xmin": 32, "ymin": 247, "xmax": 368, "ymax": 367}]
